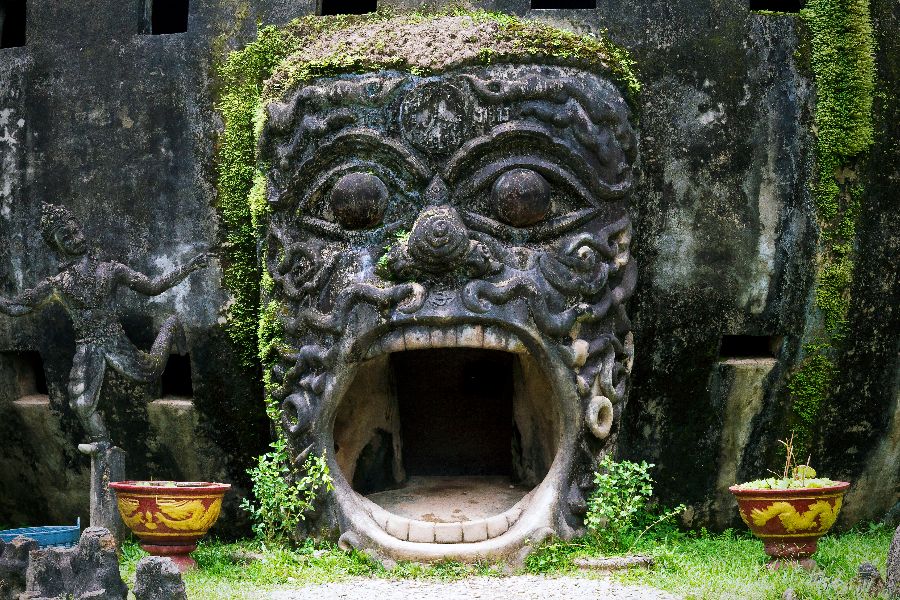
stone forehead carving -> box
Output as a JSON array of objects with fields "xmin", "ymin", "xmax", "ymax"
[
  {"xmin": 262, "ymin": 64, "xmax": 635, "ymax": 214},
  {"xmin": 258, "ymin": 55, "xmax": 637, "ymax": 562}
]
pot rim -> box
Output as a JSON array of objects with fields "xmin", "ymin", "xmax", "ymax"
[
  {"xmin": 109, "ymin": 480, "xmax": 231, "ymax": 494},
  {"xmin": 728, "ymin": 481, "xmax": 850, "ymax": 497}
]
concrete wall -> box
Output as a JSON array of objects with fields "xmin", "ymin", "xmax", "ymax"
[{"xmin": 0, "ymin": 0, "xmax": 896, "ymax": 533}]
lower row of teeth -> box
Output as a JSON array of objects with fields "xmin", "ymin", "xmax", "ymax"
[{"xmin": 364, "ymin": 500, "xmax": 525, "ymax": 543}]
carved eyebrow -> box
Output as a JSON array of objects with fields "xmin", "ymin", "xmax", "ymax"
[
  {"xmin": 281, "ymin": 128, "xmax": 431, "ymax": 209},
  {"xmin": 299, "ymin": 129, "xmax": 429, "ymax": 176},
  {"xmin": 444, "ymin": 122, "xmax": 607, "ymax": 202}
]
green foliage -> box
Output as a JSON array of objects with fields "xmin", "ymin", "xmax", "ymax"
[
  {"xmin": 585, "ymin": 456, "xmax": 684, "ymax": 552},
  {"xmin": 786, "ymin": 344, "xmax": 837, "ymax": 453},
  {"xmin": 216, "ymin": 25, "xmax": 302, "ymax": 368},
  {"xmin": 783, "ymin": 0, "xmax": 875, "ymax": 458},
  {"xmin": 240, "ymin": 438, "xmax": 334, "ymax": 544},
  {"xmin": 617, "ymin": 523, "xmax": 892, "ymax": 600},
  {"xmin": 375, "ymin": 229, "xmax": 410, "ymax": 278}
]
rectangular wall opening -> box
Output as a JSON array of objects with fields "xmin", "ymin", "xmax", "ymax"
[
  {"xmin": 142, "ymin": 0, "xmax": 189, "ymax": 35},
  {"xmin": 320, "ymin": 0, "xmax": 377, "ymax": 15},
  {"xmin": 532, "ymin": 0, "xmax": 597, "ymax": 9},
  {"xmin": 0, "ymin": 351, "xmax": 48, "ymax": 398},
  {"xmin": 719, "ymin": 335, "xmax": 781, "ymax": 359},
  {"xmin": 749, "ymin": 0, "xmax": 803, "ymax": 12},
  {"xmin": 161, "ymin": 353, "xmax": 193, "ymax": 397},
  {"xmin": 0, "ymin": 0, "xmax": 27, "ymax": 48}
]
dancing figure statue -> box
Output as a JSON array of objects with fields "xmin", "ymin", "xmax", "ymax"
[{"xmin": 0, "ymin": 203, "xmax": 207, "ymax": 452}]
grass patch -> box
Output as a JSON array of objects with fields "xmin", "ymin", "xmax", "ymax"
[
  {"xmin": 528, "ymin": 523, "xmax": 892, "ymax": 599},
  {"xmin": 119, "ymin": 524, "xmax": 891, "ymax": 599},
  {"xmin": 119, "ymin": 537, "xmax": 503, "ymax": 599}
]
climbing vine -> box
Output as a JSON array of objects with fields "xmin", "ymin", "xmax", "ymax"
[{"xmin": 786, "ymin": 0, "xmax": 875, "ymax": 456}]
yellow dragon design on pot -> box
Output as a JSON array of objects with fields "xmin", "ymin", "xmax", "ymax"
[
  {"xmin": 117, "ymin": 497, "xmax": 224, "ymax": 532},
  {"xmin": 745, "ymin": 497, "xmax": 842, "ymax": 533}
]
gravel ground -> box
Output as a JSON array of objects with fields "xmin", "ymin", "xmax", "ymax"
[{"xmin": 269, "ymin": 575, "xmax": 679, "ymax": 599}]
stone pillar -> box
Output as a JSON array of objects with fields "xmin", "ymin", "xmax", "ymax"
[{"xmin": 80, "ymin": 444, "xmax": 127, "ymax": 542}]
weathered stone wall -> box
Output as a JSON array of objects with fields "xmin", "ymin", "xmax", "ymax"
[{"xmin": 0, "ymin": 0, "xmax": 895, "ymax": 534}]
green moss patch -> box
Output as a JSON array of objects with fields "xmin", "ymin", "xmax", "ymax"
[{"xmin": 785, "ymin": 0, "xmax": 875, "ymax": 456}]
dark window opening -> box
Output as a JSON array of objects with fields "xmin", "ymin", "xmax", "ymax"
[
  {"xmin": 532, "ymin": 0, "xmax": 596, "ymax": 9},
  {"xmin": 320, "ymin": 0, "xmax": 377, "ymax": 15},
  {"xmin": 143, "ymin": 0, "xmax": 189, "ymax": 35},
  {"xmin": 0, "ymin": 0, "xmax": 27, "ymax": 48},
  {"xmin": 1, "ymin": 351, "xmax": 48, "ymax": 397},
  {"xmin": 719, "ymin": 335, "xmax": 781, "ymax": 359},
  {"xmin": 161, "ymin": 354, "xmax": 193, "ymax": 397},
  {"xmin": 749, "ymin": 0, "xmax": 803, "ymax": 12}
]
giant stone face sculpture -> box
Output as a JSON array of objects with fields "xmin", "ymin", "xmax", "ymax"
[{"xmin": 258, "ymin": 41, "xmax": 637, "ymax": 561}]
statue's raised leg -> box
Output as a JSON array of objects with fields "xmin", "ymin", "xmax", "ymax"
[{"xmin": 105, "ymin": 315, "xmax": 182, "ymax": 383}]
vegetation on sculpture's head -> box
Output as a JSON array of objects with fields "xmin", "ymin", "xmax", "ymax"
[{"xmin": 214, "ymin": 8, "xmax": 640, "ymax": 374}]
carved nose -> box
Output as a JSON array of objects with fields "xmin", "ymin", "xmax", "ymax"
[{"xmin": 407, "ymin": 206, "xmax": 469, "ymax": 273}]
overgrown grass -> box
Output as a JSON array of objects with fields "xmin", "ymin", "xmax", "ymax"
[
  {"xmin": 119, "ymin": 524, "xmax": 891, "ymax": 599},
  {"xmin": 528, "ymin": 523, "xmax": 893, "ymax": 599}
]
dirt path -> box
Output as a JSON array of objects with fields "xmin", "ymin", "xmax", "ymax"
[{"xmin": 270, "ymin": 575, "xmax": 679, "ymax": 599}]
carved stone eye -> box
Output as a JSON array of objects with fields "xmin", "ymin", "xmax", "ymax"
[
  {"xmin": 329, "ymin": 172, "xmax": 389, "ymax": 230},
  {"xmin": 491, "ymin": 168, "xmax": 551, "ymax": 227}
]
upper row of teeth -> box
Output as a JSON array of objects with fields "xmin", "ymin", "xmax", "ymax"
[
  {"xmin": 361, "ymin": 497, "xmax": 527, "ymax": 544},
  {"xmin": 364, "ymin": 324, "xmax": 528, "ymax": 359}
]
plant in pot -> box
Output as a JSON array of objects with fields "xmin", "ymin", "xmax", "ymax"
[
  {"xmin": 109, "ymin": 480, "xmax": 230, "ymax": 571},
  {"xmin": 729, "ymin": 436, "xmax": 850, "ymax": 569}
]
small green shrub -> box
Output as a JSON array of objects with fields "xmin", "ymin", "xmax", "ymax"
[
  {"xmin": 585, "ymin": 455, "xmax": 684, "ymax": 552},
  {"xmin": 241, "ymin": 438, "xmax": 334, "ymax": 544}
]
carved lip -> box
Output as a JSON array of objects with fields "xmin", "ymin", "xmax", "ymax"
[{"xmin": 333, "ymin": 322, "xmax": 568, "ymax": 551}]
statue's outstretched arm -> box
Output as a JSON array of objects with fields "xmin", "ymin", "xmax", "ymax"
[
  {"xmin": 114, "ymin": 252, "xmax": 208, "ymax": 296},
  {"xmin": 0, "ymin": 278, "xmax": 55, "ymax": 316}
]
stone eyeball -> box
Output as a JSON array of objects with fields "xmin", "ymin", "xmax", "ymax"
[
  {"xmin": 329, "ymin": 172, "xmax": 389, "ymax": 230},
  {"xmin": 491, "ymin": 168, "xmax": 551, "ymax": 227}
]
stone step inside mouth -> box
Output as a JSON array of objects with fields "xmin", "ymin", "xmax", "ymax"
[{"xmin": 365, "ymin": 476, "xmax": 530, "ymax": 522}]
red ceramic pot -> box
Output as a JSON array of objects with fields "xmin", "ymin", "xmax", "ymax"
[
  {"xmin": 729, "ymin": 481, "xmax": 850, "ymax": 567},
  {"xmin": 109, "ymin": 481, "xmax": 230, "ymax": 571}
]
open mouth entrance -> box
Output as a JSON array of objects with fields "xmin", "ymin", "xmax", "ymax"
[{"xmin": 334, "ymin": 332, "xmax": 560, "ymax": 543}]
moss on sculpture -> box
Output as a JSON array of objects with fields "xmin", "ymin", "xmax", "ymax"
[{"xmin": 214, "ymin": 8, "xmax": 640, "ymax": 377}]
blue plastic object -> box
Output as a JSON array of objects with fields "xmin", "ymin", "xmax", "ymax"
[{"xmin": 0, "ymin": 518, "xmax": 81, "ymax": 548}]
